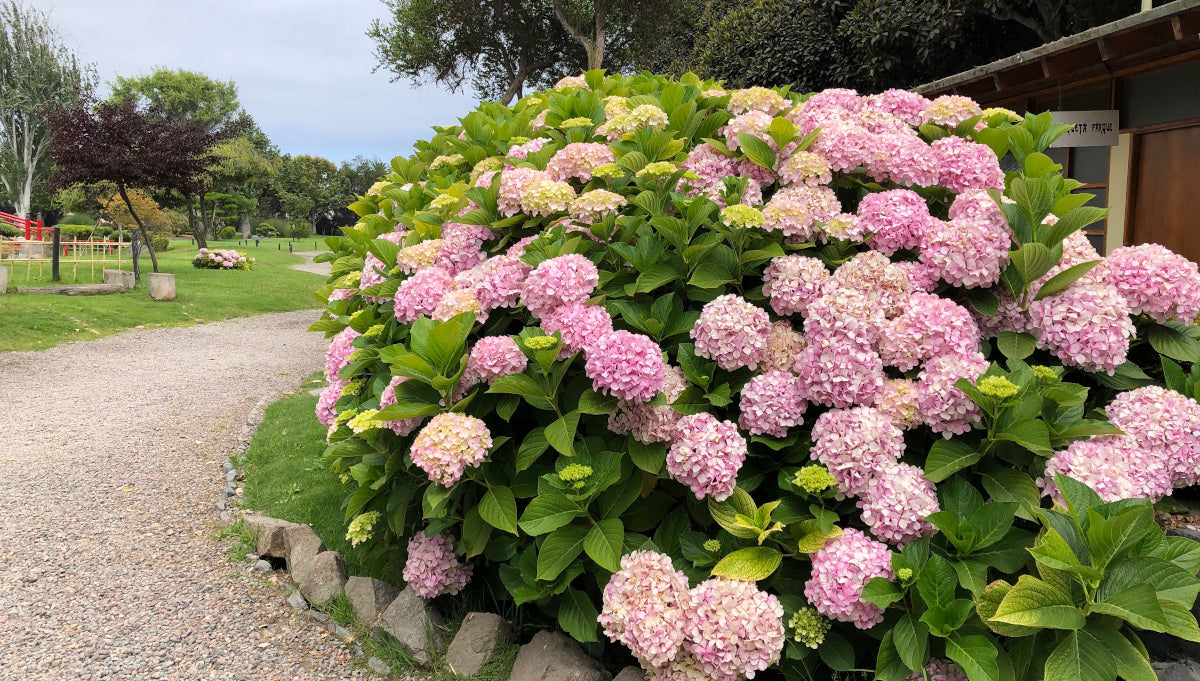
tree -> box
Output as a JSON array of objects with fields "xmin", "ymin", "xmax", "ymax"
[
  {"xmin": 0, "ymin": 1, "xmax": 93, "ymax": 218},
  {"xmin": 99, "ymin": 189, "xmax": 175, "ymax": 238},
  {"xmin": 109, "ymin": 68, "xmax": 245, "ymax": 248},
  {"xmin": 273, "ymin": 154, "xmax": 349, "ymax": 234},
  {"xmin": 369, "ymin": 0, "xmax": 581, "ymax": 104},
  {"xmin": 206, "ymin": 136, "xmax": 277, "ymax": 238},
  {"xmin": 47, "ymin": 96, "xmax": 230, "ymax": 274},
  {"xmin": 333, "ymin": 155, "xmax": 386, "ymax": 228}
]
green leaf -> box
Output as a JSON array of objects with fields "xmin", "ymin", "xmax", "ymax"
[
  {"xmin": 1087, "ymin": 506, "xmax": 1155, "ymax": 569},
  {"xmin": 578, "ymin": 390, "xmax": 618, "ymax": 415},
  {"xmin": 583, "ymin": 518, "xmax": 624, "ymax": 572},
  {"xmin": 876, "ymin": 631, "xmax": 912, "ymax": 681},
  {"xmin": 981, "ymin": 469, "xmax": 1041, "ymax": 520},
  {"xmin": 894, "ymin": 611, "xmax": 929, "ymax": 671},
  {"xmin": 489, "ymin": 373, "xmax": 553, "ymax": 410},
  {"xmin": 1087, "ymin": 625, "xmax": 1157, "ymax": 681},
  {"xmin": 461, "ymin": 506, "xmax": 491, "ymax": 558},
  {"xmin": 967, "ymin": 503, "xmax": 1018, "ymax": 551},
  {"xmin": 918, "ymin": 554, "xmax": 958, "ymax": 608},
  {"xmin": 1091, "ymin": 584, "xmax": 1170, "ymax": 631},
  {"xmin": 1055, "ymin": 474, "xmax": 1103, "ymax": 526},
  {"xmin": 688, "ymin": 262, "xmax": 735, "ymax": 288},
  {"xmin": 557, "ymin": 588, "xmax": 599, "ymax": 643},
  {"xmin": 1044, "ymin": 629, "xmax": 1116, "ymax": 681},
  {"xmin": 977, "ymin": 581, "xmax": 1040, "ymax": 637},
  {"xmin": 545, "ymin": 411, "xmax": 580, "ymax": 456},
  {"xmin": 515, "ymin": 427, "xmax": 549, "ymax": 472},
  {"xmin": 1008, "ymin": 242, "xmax": 1061, "ymax": 290},
  {"xmin": 946, "ymin": 634, "xmax": 1000, "ymax": 681},
  {"xmin": 997, "ymin": 331, "xmax": 1038, "ymax": 360},
  {"xmin": 536, "ymin": 525, "xmax": 588, "ymax": 581},
  {"xmin": 926, "ymin": 440, "xmax": 982, "ymax": 483},
  {"xmin": 1145, "ymin": 321, "xmax": 1200, "ymax": 363},
  {"xmin": 1033, "ymin": 260, "xmax": 1102, "ymax": 301},
  {"xmin": 737, "ymin": 133, "xmax": 777, "ymax": 172},
  {"xmin": 818, "ymin": 632, "xmax": 856, "ymax": 671},
  {"xmin": 1099, "ymin": 556, "xmax": 1200, "ymax": 607},
  {"xmin": 519, "ymin": 493, "xmax": 581, "ymax": 535},
  {"xmin": 995, "ymin": 419, "xmax": 1053, "ymax": 455},
  {"xmin": 1161, "ymin": 599, "xmax": 1200, "ymax": 641},
  {"xmin": 474, "ymin": 483, "xmax": 518, "ymax": 534},
  {"xmin": 628, "ymin": 440, "xmax": 666, "ymax": 474},
  {"xmin": 710, "ymin": 546, "xmax": 782, "ymax": 581},
  {"xmin": 861, "ymin": 576, "xmax": 905, "ymax": 609},
  {"xmin": 991, "ymin": 575, "xmax": 1084, "ymax": 630}
]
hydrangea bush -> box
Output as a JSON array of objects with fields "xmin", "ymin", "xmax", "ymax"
[
  {"xmin": 311, "ymin": 72, "xmax": 1200, "ymax": 681},
  {"xmin": 192, "ymin": 247, "xmax": 254, "ymax": 270}
]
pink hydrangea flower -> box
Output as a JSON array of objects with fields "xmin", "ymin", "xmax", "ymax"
[
  {"xmin": 394, "ymin": 266, "xmax": 454, "ymax": 323},
  {"xmin": 923, "ymin": 95, "xmax": 983, "ymax": 127},
  {"xmin": 858, "ymin": 189, "xmax": 932, "ymax": 256},
  {"xmin": 681, "ymin": 579, "xmax": 785, "ymax": 681},
  {"xmin": 520, "ymin": 254, "xmax": 599, "ymax": 318},
  {"xmin": 810, "ymin": 407, "xmax": 904, "ymax": 496},
  {"xmin": 972, "ymin": 289, "xmax": 1033, "ymax": 338},
  {"xmin": 760, "ymin": 320, "xmax": 807, "ymax": 373},
  {"xmin": 667, "ymin": 412, "xmax": 746, "ymax": 501},
  {"xmin": 916, "ymin": 352, "xmax": 990, "ymax": 437},
  {"xmin": 892, "ymin": 260, "xmax": 940, "ymax": 293},
  {"xmin": 1102, "ymin": 243, "xmax": 1200, "ymax": 324},
  {"xmin": 802, "ymin": 286, "xmax": 887, "ymax": 350},
  {"xmin": 1107, "ymin": 386, "xmax": 1200, "ymax": 487},
  {"xmin": 456, "ymin": 255, "xmax": 530, "ymax": 312},
  {"xmin": 403, "ymin": 533, "xmax": 472, "ymax": 598},
  {"xmin": 805, "ymin": 528, "xmax": 894, "ymax": 629},
  {"xmin": 879, "ymin": 293, "xmax": 980, "ymax": 371},
  {"xmin": 546, "ymin": 142, "xmax": 616, "ymax": 182},
  {"xmin": 862, "ymin": 89, "xmax": 930, "ymax": 126},
  {"xmin": 779, "ymin": 150, "xmax": 832, "ymax": 186},
  {"xmin": 432, "ymin": 287, "xmax": 484, "ymax": 322},
  {"xmin": 762, "ymin": 185, "xmax": 841, "ymax": 241},
  {"xmin": 862, "ymin": 132, "xmax": 939, "ymax": 187},
  {"xmin": 466, "ymin": 336, "xmax": 527, "ymax": 384},
  {"xmin": 858, "ymin": 463, "xmax": 939, "ymax": 546},
  {"xmin": 691, "ymin": 294, "xmax": 772, "ymax": 371},
  {"xmin": 738, "ymin": 370, "xmax": 807, "ymax": 437},
  {"xmin": 316, "ymin": 378, "xmax": 346, "ymax": 427},
  {"xmin": 507, "ymin": 136, "xmax": 549, "ymax": 159},
  {"xmin": 906, "ymin": 660, "xmax": 968, "ymax": 681},
  {"xmin": 762, "ymin": 255, "xmax": 830, "ymax": 316},
  {"xmin": 436, "ymin": 223, "xmax": 491, "ymax": 276},
  {"xmin": 600, "ymin": 550, "xmax": 691, "ymax": 669},
  {"xmin": 919, "ymin": 217, "xmax": 1011, "ymax": 288},
  {"xmin": 609, "ymin": 367, "xmax": 689, "ymax": 444},
  {"xmin": 1028, "ymin": 283, "xmax": 1134, "ymax": 374},
  {"xmin": 877, "ymin": 378, "xmax": 922, "ymax": 430},
  {"xmin": 793, "ymin": 337, "xmax": 886, "ymax": 409},
  {"xmin": 723, "ymin": 110, "xmax": 773, "ymax": 151},
  {"xmin": 932, "ymin": 136, "xmax": 1004, "ymax": 193},
  {"xmin": 832, "ymin": 251, "xmax": 913, "ymax": 317},
  {"xmin": 818, "ymin": 213, "xmax": 868, "ymax": 242},
  {"xmin": 498, "ymin": 167, "xmax": 547, "ymax": 216},
  {"xmin": 810, "ymin": 119, "xmax": 873, "ymax": 172},
  {"xmin": 379, "ymin": 375, "xmax": 425, "ymax": 436},
  {"xmin": 569, "ymin": 189, "xmax": 627, "ymax": 222},
  {"xmin": 325, "ymin": 326, "xmax": 361, "ymax": 382},
  {"xmin": 359, "ymin": 252, "xmax": 389, "ymax": 292},
  {"xmin": 539, "ymin": 302, "xmax": 614, "ymax": 359},
  {"xmin": 948, "ymin": 189, "xmax": 1008, "ymax": 233},
  {"xmin": 410, "ymin": 413, "xmax": 493, "ymax": 486},
  {"xmin": 584, "ymin": 330, "xmax": 666, "ymax": 403},
  {"xmin": 1040, "ymin": 435, "xmax": 1172, "ymax": 504}
]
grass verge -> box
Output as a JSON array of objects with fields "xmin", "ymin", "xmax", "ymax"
[{"xmin": 0, "ymin": 239, "xmax": 324, "ymax": 352}]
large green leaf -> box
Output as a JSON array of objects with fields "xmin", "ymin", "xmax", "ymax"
[
  {"xmin": 536, "ymin": 525, "xmax": 588, "ymax": 581},
  {"xmin": 545, "ymin": 411, "xmax": 580, "ymax": 456},
  {"xmin": 583, "ymin": 518, "xmax": 624, "ymax": 572},
  {"xmin": 461, "ymin": 506, "xmax": 491, "ymax": 558},
  {"xmin": 711, "ymin": 546, "xmax": 782, "ymax": 581},
  {"xmin": 926, "ymin": 440, "xmax": 982, "ymax": 483},
  {"xmin": 976, "ymin": 581, "xmax": 1039, "ymax": 637},
  {"xmin": 1086, "ymin": 506, "xmax": 1155, "ymax": 569},
  {"xmin": 519, "ymin": 493, "xmax": 581, "ymax": 535},
  {"xmin": 479, "ymin": 486, "xmax": 518, "ymax": 535},
  {"xmin": 894, "ymin": 611, "xmax": 929, "ymax": 671},
  {"xmin": 1145, "ymin": 321, "xmax": 1200, "ymax": 363},
  {"xmin": 994, "ymin": 419, "xmax": 1053, "ymax": 456},
  {"xmin": 1043, "ymin": 629, "xmax": 1116, "ymax": 681},
  {"xmin": 997, "ymin": 331, "xmax": 1038, "ymax": 360},
  {"xmin": 1098, "ymin": 556, "xmax": 1200, "ymax": 607},
  {"xmin": 945, "ymin": 634, "xmax": 1000, "ymax": 681},
  {"xmin": 515, "ymin": 427, "xmax": 549, "ymax": 472},
  {"xmin": 1091, "ymin": 584, "xmax": 1170, "ymax": 631},
  {"xmin": 991, "ymin": 575, "xmax": 1085, "ymax": 630},
  {"xmin": 489, "ymin": 373, "xmax": 554, "ymax": 410},
  {"xmin": 737, "ymin": 133, "xmax": 777, "ymax": 172},
  {"xmin": 1033, "ymin": 260, "xmax": 1102, "ymax": 301},
  {"xmin": 1087, "ymin": 626, "xmax": 1157, "ymax": 681},
  {"xmin": 557, "ymin": 588, "xmax": 599, "ymax": 643}
]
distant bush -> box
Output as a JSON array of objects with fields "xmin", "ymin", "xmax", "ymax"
[
  {"xmin": 151, "ymin": 234, "xmax": 169, "ymax": 253},
  {"xmin": 255, "ymin": 224, "xmax": 278, "ymax": 238},
  {"xmin": 58, "ymin": 224, "xmax": 96, "ymax": 240},
  {"xmin": 58, "ymin": 212, "xmax": 96, "ymax": 225},
  {"xmin": 217, "ymin": 226, "xmax": 237, "ymax": 240},
  {"xmin": 289, "ymin": 222, "xmax": 312, "ymax": 239},
  {"xmin": 0, "ymin": 223, "xmax": 21, "ymax": 238}
]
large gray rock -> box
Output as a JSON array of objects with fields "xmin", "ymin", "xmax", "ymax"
[
  {"xmin": 446, "ymin": 612, "xmax": 513, "ymax": 677},
  {"xmin": 298, "ymin": 551, "xmax": 347, "ymax": 606},
  {"xmin": 508, "ymin": 631, "xmax": 608, "ymax": 681},
  {"xmin": 1155, "ymin": 660, "xmax": 1200, "ymax": 681},
  {"xmin": 345, "ymin": 576, "xmax": 399, "ymax": 623},
  {"xmin": 373, "ymin": 586, "xmax": 445, "ymax": 667},
  {"xmin": 613, "ymin": 668, "xmax": 644, "ymax": 681},
  {"xmin": 284, "ymin": 524, "xmax": 326, "ymax": 584},
  {"xmin": 243, "ymin": 514, "xmax": 295, "ymax": 558}
]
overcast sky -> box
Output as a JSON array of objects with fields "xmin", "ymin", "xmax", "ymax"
[{"xmin": 44, "ymin": 0, "xmax": 479, "ymax": 164}]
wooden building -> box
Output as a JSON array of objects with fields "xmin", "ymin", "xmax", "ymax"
[{"xmin": 916, "ymin": 0, "xmax": 1200, "ymax": 262}]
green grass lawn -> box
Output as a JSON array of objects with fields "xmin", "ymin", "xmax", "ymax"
[{"xmin": 0, "ymin": 239, "xmax": 326, "ymax": 351}]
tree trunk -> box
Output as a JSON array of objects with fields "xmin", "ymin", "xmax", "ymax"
[
  {"xmin": 117, "ymin": 183, "xmax": 159, "ymax": 273},
  {"xmin": 194, "ymin": 195, "xmax": 211, "ymax": 249},
  {"xmin": 186, "ymin": 193, "xmax": 208, "ymax": 249},
  {"xmin": 239, "ymin": 213, "xmax": 251, "ymax": 239},
  {"xmin": 500, "ymin": 70, "xmax": 527, "ymax": 105},
  {"xmin": 553, "ymin": 0, "xmax": 607, "ymax": 70}
]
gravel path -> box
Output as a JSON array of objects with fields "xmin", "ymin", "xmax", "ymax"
[
  {"xmin": 0, "ymin": 310, "xmax": 367, "ymax": 680},
  {"xmin": 291, "ymin": 252, "xmax": 331, "ymax": 277}
]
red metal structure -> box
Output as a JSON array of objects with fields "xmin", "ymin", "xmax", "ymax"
[{"xmin": 0, "ymin": 211, "xmax": 49, "ymax": 239}]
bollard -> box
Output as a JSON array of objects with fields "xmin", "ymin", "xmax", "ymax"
[
  {"xmin": 277, "ymin": 243, "xmax": 280, "ymax": 250},
  {"xmin": 51, "ymin": 226, "xmax": 61, "ymax": 282},
  {"xmin": 288, "ymin": 242, "xmax": 293, "ymax": 253}
]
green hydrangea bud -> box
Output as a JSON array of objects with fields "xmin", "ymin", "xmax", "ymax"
[
  {"xmin": 429, "ymin": 153, "xmax": 464, "ymax": 169},
  {"xmin": 592, "ymin": 163, "xmax": 624, "ymax": 179},
  {"xmin": 335, "ymin": 408, "xmax": 358, "ymax": 425},
  {"xmin": 430, "ymin": 194, "xmax": 459, "ymax": 210},
  {"xmin": 703, "ymin": 539, "xmax": 721, "ymax": 553},
  {"xmin": 509, "ymin": 136, "xmax": 532, "ymax": 146},
  {"xmin": 363, "ymin": 324, "xmax": 385, "ymax": 338},
  {"xmin": 560, "ymin": 116, "xmax": 595, "ymax": 129},
  {"xmin": 789, "ymin": 607, "xmax": 831, "ymax": 649},
  {"xmin": 340, "ymin": 378, "xmax": 365, "ymax": 397},
  {"xmin": 558, "ymin": 464, "xmax": 594, "ymax": 483},
  {"xmin": 720, "ymin": 204, "xmax": 767, "ymax": 229},
  {"xmin": 345, "ymin": 511, "xmax": 380, "ymax": 547},
  {"xmin": 347, "ymin": 409, "xmax": 381, "ymax": 434},
  {"xmin": 897, "ymin": 567, "xmax": 914, "ymax": 581},
  {"xmin": 793, "ymin": 465, "xmax": 837, "ymax": 494},
  {"xmin": 524, "ymin": 335, "xmax": 558, "ymax": 350},
  {"xmin": 1031, "ymin": 365, "xmax": 1059, "ymax": 382},
  {"xmin": 636, "ymin": 161, "xmax": 678, "ymax": 179},
  {"xmin": 978, "ymin": 375, "xmax": 1020, "ymax": 399}
]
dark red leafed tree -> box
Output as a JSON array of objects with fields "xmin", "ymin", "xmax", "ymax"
[{"xmin": 46, "ymin": 95, "xmax": 232, "ymax": 272}]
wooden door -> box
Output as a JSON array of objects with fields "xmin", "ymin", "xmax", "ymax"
[{"xmin": 1128, "ymin": 124, "xmax": 1200, "ymax": 263}]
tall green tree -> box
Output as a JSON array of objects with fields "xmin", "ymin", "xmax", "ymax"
[
  {"xmin": 273, "ymin": 154, "xmax": 349, "ymax": 234},
  {"xmin": 206, "ymin": 136, "xmax": 277, "ymax": 238},
  {"xmin": 0, "ymin": 1, "xmax": 93, "ymax": 218},
  {"xmin": 110, "ymin": 68, "xmax": 245, "ymax": 247}
]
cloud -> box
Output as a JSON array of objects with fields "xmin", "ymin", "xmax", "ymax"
[{"xmin": 45, "ymin": 0, "xmax": 478, "ymax": 162}]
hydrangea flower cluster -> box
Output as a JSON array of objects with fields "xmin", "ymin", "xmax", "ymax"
[
  {"xmin": 667, "ymin": 412, "xmax": 747, "ymax": 501},
  {"xmin": 805, "ymin": 529, "xmax": 894, "ymax": 629},
  {"xmin": 601, "ymin": 551, "xmax": 784, "ymax": 681},
  {"xmin": 409, "ymin": 413, "xmax": 493, "ymax": 486},
  {"xmin": 584, "ymin": 330, "xmax": 667, "ymax": 403},
  {"xmin": 520, "ymin": 254, "xmax": 599, "ymax": 318},
  {"xmin": 691, "ymin": 294, "xmax": 771, "ymax": 370},
  {"xmin": 466, "ymin": 336, "xmax": 527, "ymax": 384},
  {"xmin": 378, "ymin": 376, "xmax": 425, "ymax": 436},
  {"xmin": 193, "ymin": 248, "xmax": 254, "ymax": 270},
  {"xmin": 609, "ymin": 366, "xmax": 689, "ymax": 443},
  {"xmin": 403, "ymin": 533, "xmax": 473, "ymax": 598}
]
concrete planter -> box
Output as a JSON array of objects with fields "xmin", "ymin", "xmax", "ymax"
[
  {"xmin": 0, "ymin": 264, "xmax": 7, "ymax": 294},
  {"xmin": 102, "ymin": 268, "xmax": 135, "ymax": 290},
  {"xmin": 147, "ymin": 272, "xmax": 175, "ymax": 301}
]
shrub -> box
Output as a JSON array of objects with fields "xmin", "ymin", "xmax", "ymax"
[
  {"xmin": 289, "ymin": 221, "xmax": 312, "ymax": 239},
  {"xmin": 58, "ymin": 212, "xmax": 96, "ymax": 225},
  {"xmin": 193, "ymin": 247, "xmax": 253, "ymax": 270},
  {"xmin": 151, "ymin": 234, "xmax": 169, "ymax": 253},
  {"xmin": 217, "ymin": 226, "xmax": 237, "ymax": 240},
  {"xmin": 0, "ymin": 223, "xmax": 22, "ymax": 238},
  {"xmin": 313, "ymin": 72, "xmax": 1200, "ymax": 681},
  {"xmin": 58, "ymin": 224, "xmax": 95, "ymax": 240}
]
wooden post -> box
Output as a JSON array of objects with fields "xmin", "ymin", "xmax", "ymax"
[
  {"xmin": 51, "ymin": 227, "xmax": 61, "ymax": 282},
  {"xmin": 0, "ymin": 264, "xmax": 8, "ymax": 293}
]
